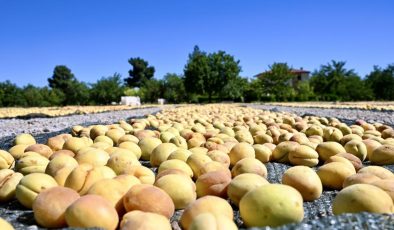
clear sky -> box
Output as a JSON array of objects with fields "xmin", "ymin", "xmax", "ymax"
[{"xmin": 0, "ymin": 0, "xmax": 393, "ymax": 87}]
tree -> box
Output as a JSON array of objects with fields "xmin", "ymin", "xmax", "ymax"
[
  {"xmin": 90, "ymin": 73, "xmax": 124, "ymax": 105},
  {"xmin": 0, "ymin": 81, "xmax": 66, "ymax": 107},
  {"xmin": 125, "ymin": 57, "xmax": 155, "ymax": 88},
  {"xmin": 344, "ymin": 76, "xmax": 373, "ymax": 101},
  {"xmin": 23, "ymin": 84, "xmax": 45, "ymax": 107},
  {"xmin": 208, "ymin": 51, "xmax": 242, "ymax": 101},
  {"xmin": 184, "ymin": 46, "xmax": 242, "ymax": 102},
  {"xmin": 48, "ymin": 65, "xmax": 76, "ymax": 89},
  {"xmin": 258, "ymin": 63, "xmax": 294, "ymax": 101},
  {"xmin": 0, "ymin": 80, "xmax": 26, "ymax": 106},
  {"xmin": 309, "ymin": 60, "xmax": 348, "ymax": 100},
  {"xmin": 123, "ymin": 87, "xmax": 140, "ymax": 96},
  {"xmin": 40, "ymin": 87, "xmax": 65, "ymax": 106},
  {"xmin": 22, "ymin": 85, "xmax": 65, "ymax": 107},
  {"xmin": 69, "ymin": 81, "xmax": 90, "ymax": 105},
  {"xmin": 163, "ymin": 73, "xmax": 187, "ymax": 103},
  {"xmin": 294, "ymin": 81, "xmax": 315, "ymax": 101},
  {"xmin": 310, "ymin": 60, "xmax": 372, "ymax": 101},
  {"xmin": 139, "ymin": 79, "xmax": 164, "ymax": 103},
  {"xmin": 183, "ymin": 46, "xmax": 209, "ymax": 99},
  {"xmin": 48, "ymin": 65, "xmax": 90, "ymax": 105},
  {"xmin": 220, "ymin": 76, "xmax": 248, "ymax": 102},
  {"xmin": 365, "ymin": 65, "xmax": 394, "ymax": 100},
  {"xmin": 244, "ymin": 78, "xmax": 263, "ymax": 102}
]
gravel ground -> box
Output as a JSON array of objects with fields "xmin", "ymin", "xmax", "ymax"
[{"xmin": 0, "ymin": 104, "xmax": 393, "ymax": 230}]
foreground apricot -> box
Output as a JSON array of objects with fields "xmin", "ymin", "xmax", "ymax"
[
  {"xmin": 33, "ymin": 186, "xmax": 80, "ymax": 228},
  {"xmin": 123, "ymin": 184, "xmax": 174, "ymax": 218},
  {"xmin": 180, "ymin": 196, "xmax": 233, "ymax": 229},
  {"xmin": 65, "ymin": 194, "xmax": 119, "ymax": 230},
  {"xmin": 240, "ymin": 184, "xmax": 304, "ymax": 227},
  {"xmin": 120, "ymin": 210, "xmax": 171, "ymax": 230},
  {"xmin": 333, "ymin": 184, "xmax": 394, "ymax": 214}
]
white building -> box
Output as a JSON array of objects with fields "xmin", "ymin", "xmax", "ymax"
[{"xmin": 120, "ymin": 96, "xmax": 141, "ymax": 106}]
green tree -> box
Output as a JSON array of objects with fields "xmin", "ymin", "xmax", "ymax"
[
  {"xmin": 258, "ymin": 63, "xmax": 294, "ymax": 101},
  {"xmin": 345, "ymin": 76, "xmax": 373, "ymax": 101},
  {"xmin": 139, "ymin": 79, "xmax": 164, "ymax": 103},
  {"xmin": 48, "ymin": 65, "xmax": 75, "ymax": 89},
  {"xmin": 22, "ymin": 84, "xmax": 45, "ymax": 107},
  {"xmin": 294, "ymin": 81, "xmax": 315, "ymax": 101},
  {"xmin": 184, "ymin": 46, "xmax": 242, "ymax": 102},
  {"xmin": 90, "ymin": 73, "xmax": 124, "ymax": 105},
  {"xmin": 310, "ymin": 60, "xmax": 372, "ymax": 101},
  {"xmin": 220, "ymin": 76, "xmax": 248, "ymax": 102},
  {"xmin": 0, "ymin": 80, "xmax": 26, "ymax": 106},
  {"xmin": 0, "ymin": 85, "xmax": 4, "ymax": 106},
  {"xmin": 365, "ymin": 65, "xmax": 394, "ymax": 100},
  {"xmin": 40, "ymin": 87, "xmax": 65, "ymax": 106},
  {"xmin": 163, "ymin": 73, "xmax": 187, "ymax": 103},
  {"xmin": 209, "ymin": 51, "xmax": 242, "ymax": 101},
  {"xmin": 125, "ymin": 57, "xmax": 155, "ymax": 88},
  {"xmin": 123, "ymin": 87, "xmax": 140, "ymax": 96},
  {"xmin": 310, "ymin": 60, "xmax": 348, "ymax": 100},
  {"xmin": 0, "ymin": 81, "xmax": 66, "ymax": 107},
  {"xmin": 48, "ymin": 65, "xmax": 90, "ymax": 105},
  {"xmin": 70, "ymin": 81, "xmax": 90, "ymax": 105},
  {"xmin": 183, "ymin": 46, "xmax": 209, "ymax": 100},
  {"xmin": 244, "ymin": 79, "xmax": 263, "ymax": 102}
]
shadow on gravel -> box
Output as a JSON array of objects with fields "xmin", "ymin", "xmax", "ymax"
[{"xmin": 16, "ymin": 212, "xmax": 36, "ymax": 226}]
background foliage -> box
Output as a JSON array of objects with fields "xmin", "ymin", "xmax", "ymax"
[{"xmin": 0, "ymin": 46, "xmax": 393, "ymax": 107}]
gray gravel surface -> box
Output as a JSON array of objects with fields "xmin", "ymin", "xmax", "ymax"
[
  {"xmin": 1, "ymin": 105, "xmax": 394, "ymax": 230},
  {"xmin": 249, "ymin": 104, "xmax": 394, "ymax": 127}
]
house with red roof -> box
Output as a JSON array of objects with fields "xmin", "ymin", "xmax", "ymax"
[{"xmin": 255, "ymin": 68, "xmax": 310, "ymax": 87}]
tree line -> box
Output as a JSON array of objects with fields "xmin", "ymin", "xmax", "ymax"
[{"xmin": 0, "ymin": 45, "xmax": 393, "ymax": 107}]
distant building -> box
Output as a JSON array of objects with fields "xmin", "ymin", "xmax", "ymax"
[
  {"xmin": 158, "ymin": 98, "xmax": 165, "ymax": 105},
  {"xmin": 120, "ymin": 96, "xmax": 141, "ymax": 106},
  {"xmin": 255, "ymin": 68, "xmax": 310, "ymax": 87}
]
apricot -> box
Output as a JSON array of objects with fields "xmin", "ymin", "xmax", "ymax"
[
  {"xmin": 32, "ymin": 186, "xmax": 79, "ymax": 228},
  {"xmin": 123, "ymin": 184, "xmax": 175, "ymax": 218},
  {"xmin": 65, "ymin": 194, "xmax": 119, "ymax": 229}
]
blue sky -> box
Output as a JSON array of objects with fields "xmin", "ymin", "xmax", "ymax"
[{"xmin": 0, "ymin": 0, "xmax": 393, "ymax": 87}]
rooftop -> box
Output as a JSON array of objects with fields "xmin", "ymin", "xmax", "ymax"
[{"xmin": 255, "ymin": 68, "xmax": 310, "ymax": 78}]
